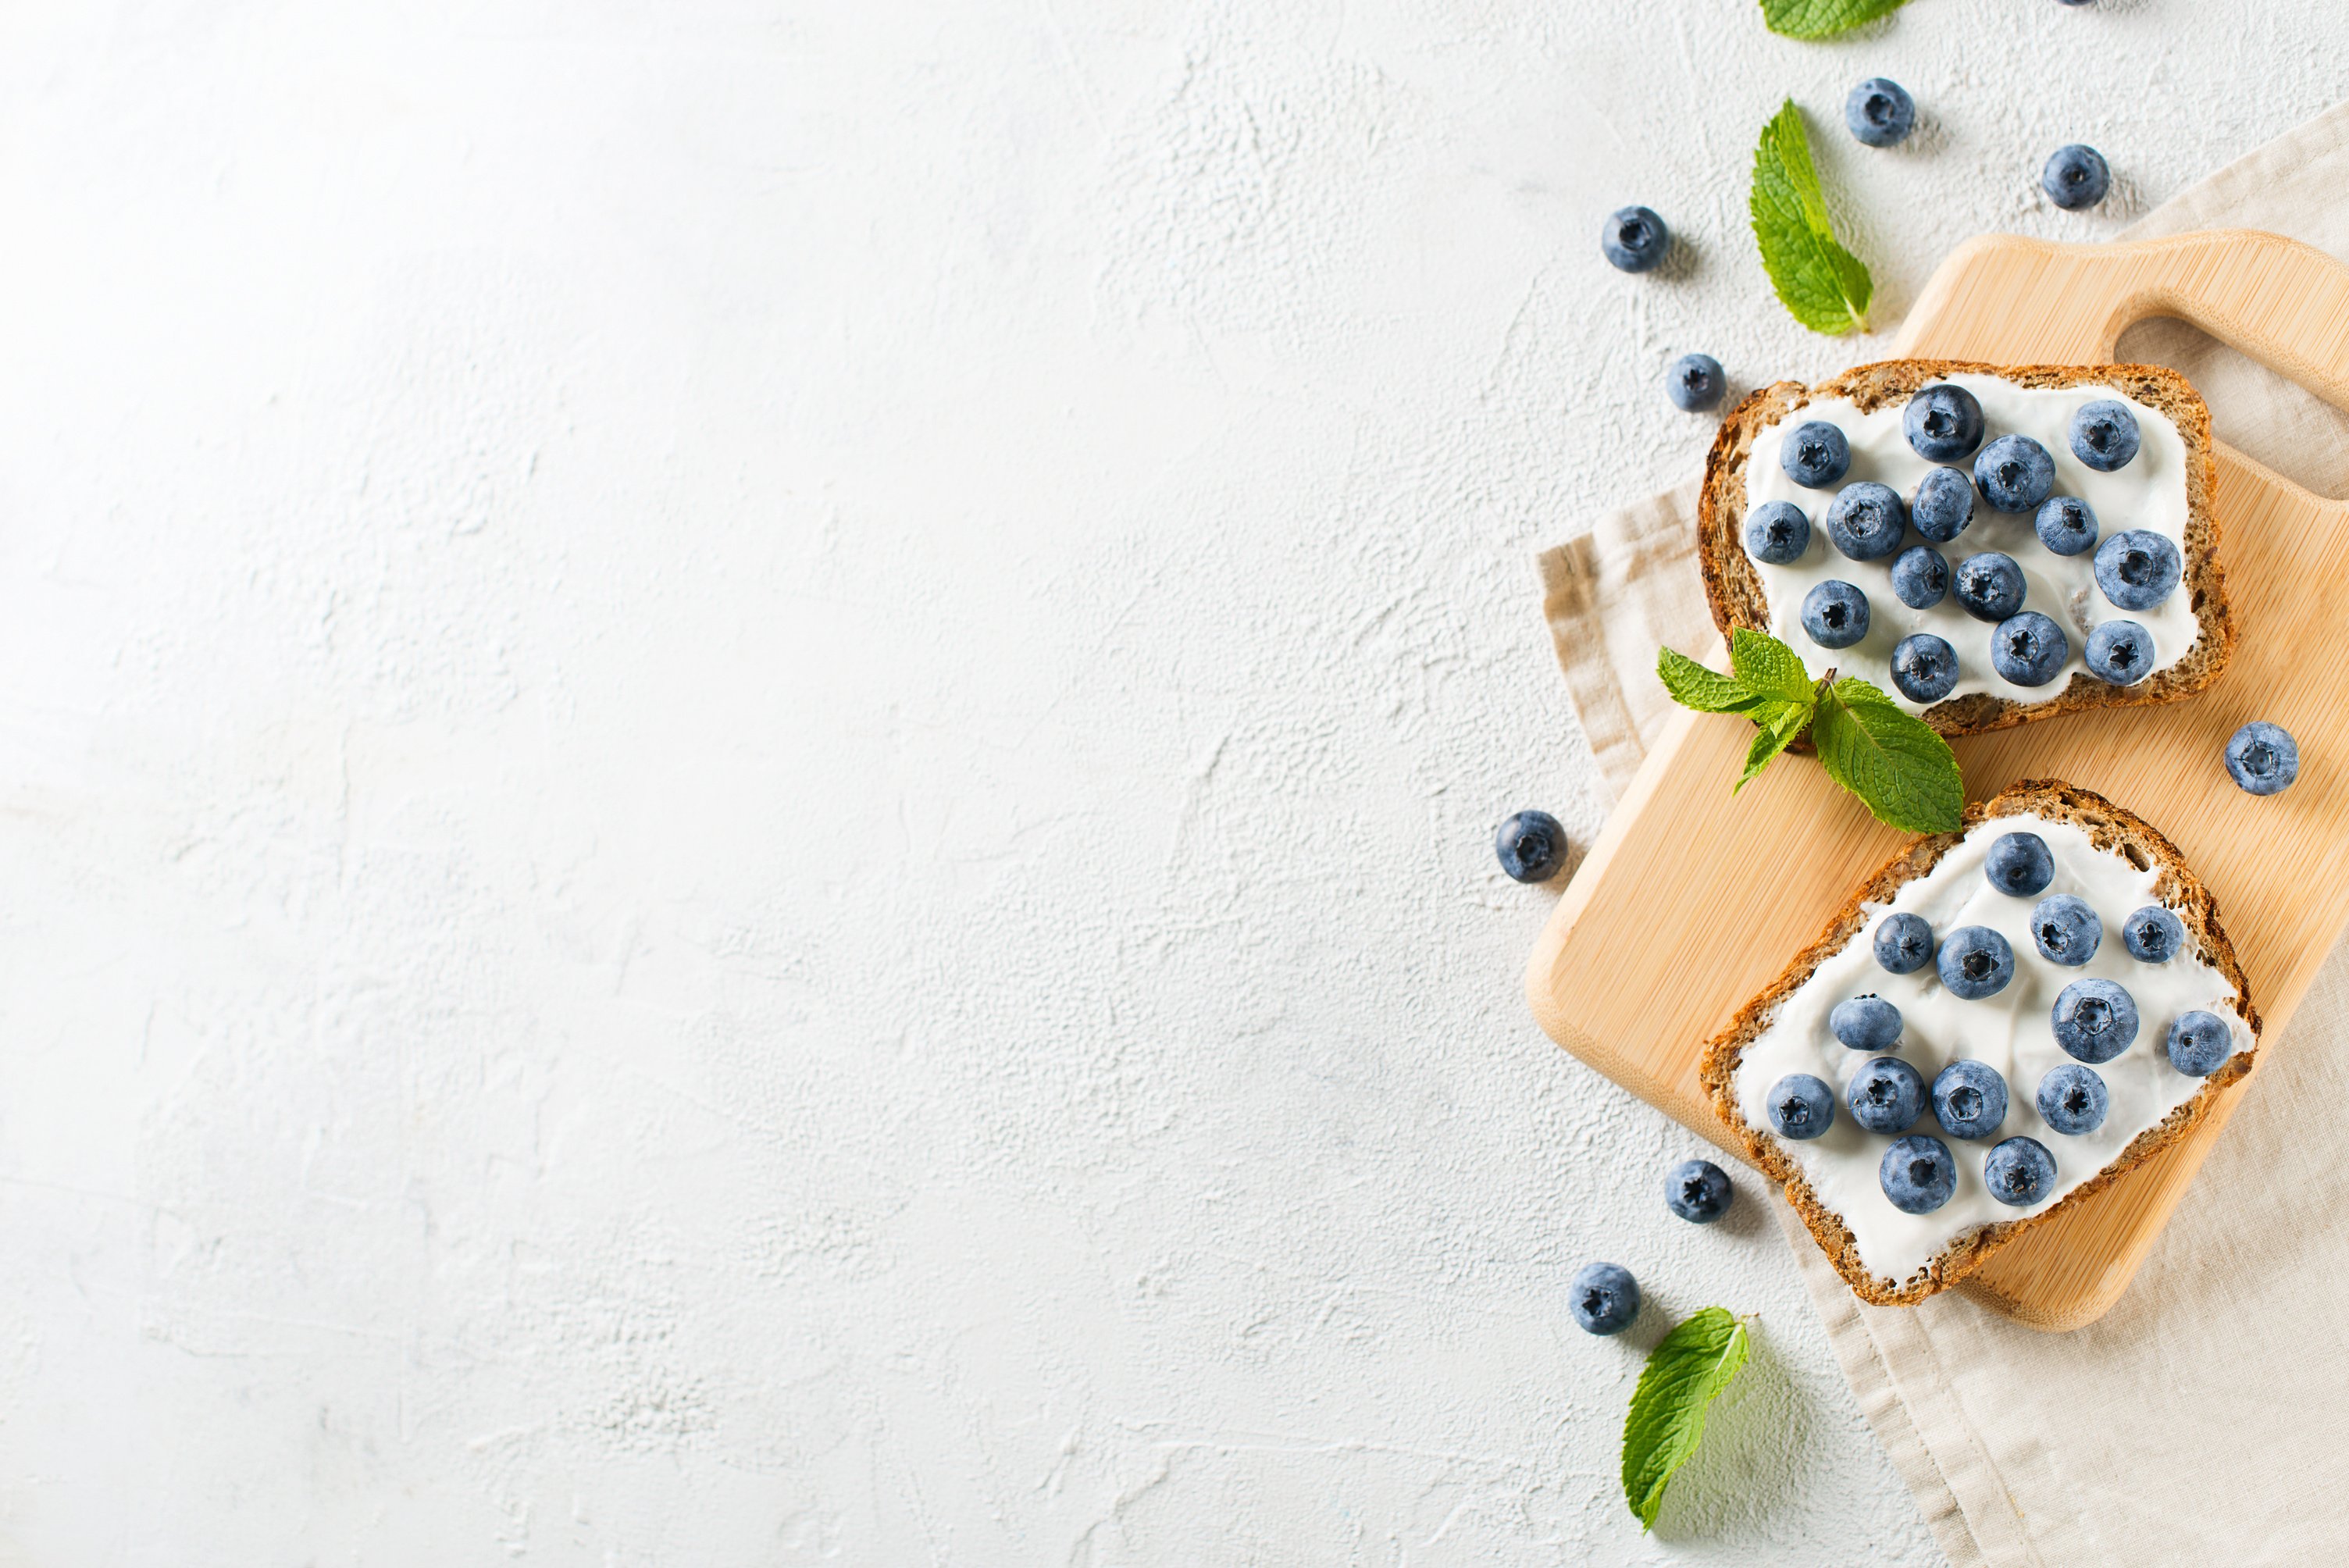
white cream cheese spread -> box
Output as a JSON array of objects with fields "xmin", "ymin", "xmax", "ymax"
[
  {"xmin": 1731, "ymin": 811, "xmax": 2250, "ymax": 1288},
  {"xmin": 1743, "ymin": 374, "xmax": 2200, "ymax": 714}
]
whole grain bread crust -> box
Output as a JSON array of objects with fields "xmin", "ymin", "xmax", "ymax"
[
  {"xmin": 1697, "ymin": 779, "xmax": 2262, "ymax": 1307},
  {"xmin": 1698, "ymin": 361, "xmax": 2232, "ymax": 739}
]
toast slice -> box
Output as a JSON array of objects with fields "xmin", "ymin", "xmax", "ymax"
[
  {"xmin": 1698, "ymin": 361, "xmax": 2231, "ymax": 738},
  {"xmin": 1699, "ymin": 779, "xmax": 2260, "ymax": 1307}
]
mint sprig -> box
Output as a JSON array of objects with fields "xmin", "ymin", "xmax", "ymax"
[
  {"xmin": 1657, "ymin": 628, "xmax": 1963, "ymax": 832},
  {"xmin": 1622, "ymin": 1307, "xmax": 1753, "ymax": 1531},
  {"xmin": 1751, "ymin": 100, "xmax": 1873, "ymax": 335},
  {"xmin": 1759, "ymin": 0, "xmax": 1910, "ymax": 39}
]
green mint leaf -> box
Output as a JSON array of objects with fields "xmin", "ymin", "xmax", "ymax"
[
  {"xmin": 1751, "ymin": 100, "xmax": 1873, "ymax": 335},
  {"xmin": 1759, "ymin": 0, "xmax": 1911, "ymax": 39},
  {"xmin": 1735, "ymin": 700, "xmax": 1810, "ymax": 792},
  {"xmin": 1727, "ymin": 628, "xmax": 1816, "ymax": 706},
  {"xmin": 1622, "ymin": 1307, "xmax": 1753, "ymax": 1531},
  {"xmin": 1656, "ymin": 647, "xmax": 1766, "ymax": 715},
  {"xmin": 1811, "ymin": 676, "xmax": 1964, "ymax": 833}
]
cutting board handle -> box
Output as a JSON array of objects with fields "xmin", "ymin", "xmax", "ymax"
[{"xmin": 1895, "ymin": 229, "xmax": 2349, "ymax": 413}]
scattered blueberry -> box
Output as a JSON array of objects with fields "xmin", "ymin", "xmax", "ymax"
[
  {"xmin": 1745, "ymin": 500, "xmax": 1811, "ymax": 565},
  {"xmin": 1832, "ymin": 994, "xmax": 1903, "ymax": 1052},
  {"xmin": 1911, "ymin": 466, "xmax": 1977, "ymax": 543},
  {"xmin": 2069, "ymin": 399, "xmax": 2141, "ymax": 472},
  {"xmin": 2226, "ymin": 721, "xmax": 2299, "ymax": 796},
  {"xmin": 1991, "ymin": 611, "xmax": 2069, "ymax": 687},
  {"xmin": 1891, "ymin": 546, "xmax": 1950, "ymax": 609},
  {"xmin": 1781, "ymin": 421, "xmax": 1852, "ymax": 489},
  {"xmin": 2031, "ymin": 893, "xmax": 2101, "ymax": 966},
  {"xmin": 1668, "ymin": 354, "xmax": 1725, "ymax": 412},
  {"xmin": 1496, "ymin": 811, "xmax": 1567, "ymax": 882},
  {"xmin": 2034, "ymin": 496, "xmax": 2098, "ymax": 557},
  {"xmin": 1874, "ymin": 912, "xmax": 1935, "ymax": 975},
  {"xmin": 1984, "ymin": 831, "xmax": 2054, "ymax": 896},
  {"xmin": 1849, "ymin": 1056, "xmax": 1927, "ymax": 1134},
  {"xmin": 1931, "ymin": 1059, "xmax": 2009, "ymax": 1140},
  {"xmin": 1905, "ymin": 386, "xmax": 1985, "ymax": 462},
  {"xmin": 1880, "ymin": 1135, "xmax": 1958, "ymax": 1214},
  {"xmin": 1846, "ymin": 77, "xmax": 1916, "ymax": 148},
  {"xmin": 1802, "ymin": 580, "xmax": 1871, "ymax": 649},
  {"xmin": 1768, "ymin": 1072, "xmax": 1837, "ymax": 1140},
  {"xmin": 2036, "ymin": 1064, "xmax": 2108, "ymax": 1135},
  {"xmin": 1983, "ymin": 1136, "xmax": 2056, "ymax": 1206},
  {"xmin": 2043, "ymin": 144, "xmax": 2111, "ymax": 210},
  {"xmin": 2094, "ymin": 530, "xmax": 2181, "ymax": 611},
  {"xmin": 1666, "ymin": 1159, "xmax": 1734, "ymax": 1224},
  {"xmin": 1602, "ymin": 206, "xmax": 1670, "ymax": 272},
  {"xmin": 1937, "ymin": 925, "xmax": 2016, "ymax": 1000},
  {"xmin": 1570, "ymin": 1261, "xmax": 1641, "ymax": 1335},
  {"xmin": 1974, "ymin": 434, "xmax": 2057, "ymax": 513},
  {"xmin": 1826, "ymin": 482, "xmax": 1909, "ymax": 561},
  {"xmin": 2122, "ymin": 905, "xmax": 2184, "ymax": 963},
  {"xmin": 1891, "ymin": 634, "xmax": 1960, "ymax": 704},
  {"xmin": 2052, "ymin": 977, "xmax": 2140, "ymax": 1064},
  {"xmin": 2086, "ymin": 620, "xmax": 2154, "ymax": 686},
  {"xmin": 2166, "ymin": 1011, "xmax": 2234, "ymax": 1077},
  {"xmin": 1953, "ymin": 552, "xmax": 2026, "ymax": 622}
]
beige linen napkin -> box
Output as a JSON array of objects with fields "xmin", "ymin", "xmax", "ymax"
[{"xmin": 1539, "ymin": 101, "xmax": 2349, "ymax": 1568}]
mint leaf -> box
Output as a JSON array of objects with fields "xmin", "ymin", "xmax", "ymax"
[
  {"xmin": 1656, "ymin": 647, "xmax": 1766, "ymax": 715},
  {"xmin": 1812, "ymin": 676, "xmax": 1964, "ymax": 832},
  {"xmin": 1622, "ymin": 1307, "xmax": 1753, "ymax": 1531},
  {"xmin": 1736, "ymin": 700, "xmax": 1810, "ymax": 791},
  {"xmin": 1760, "ymin": 0, "xmax": 1910, "ymax": 39},
  {"xmin": 1727, "ymin": 627, "xmax": 1816, "ymax": 706},
  {"xmin": 1751, "ymin": 100, "xmax": 1873, "ymax": 335}
]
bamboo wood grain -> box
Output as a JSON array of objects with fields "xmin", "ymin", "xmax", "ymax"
[{"xmin": 1527, "ymin": 230, "xmax": 2349, "ymax": 1331}]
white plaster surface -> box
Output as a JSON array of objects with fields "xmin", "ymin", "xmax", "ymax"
[{"xmin": 0, "ymin": 2, "xmax": 2342, "ymax": 1563}]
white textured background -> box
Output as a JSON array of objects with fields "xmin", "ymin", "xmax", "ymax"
[{"xmin": 2, "ymin": 2, "xmax": 2344, "ymax": 1563}]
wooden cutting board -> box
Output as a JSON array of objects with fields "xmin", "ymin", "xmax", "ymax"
[{"xmin": 1527, "ymin": 229, "xmax": 2349, "ymax": 1331}]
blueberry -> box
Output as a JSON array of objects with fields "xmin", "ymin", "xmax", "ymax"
[
  {"xmin": 1890, "ymin": 546, "xmax": 1949, "ymax": 609},
  {"xmin": 2052, "ymin": 977, "xmax": 2140, "ymax": 1064},
  {"xmin": 1831, "ymin": 994, "xmax": 1903, "ymax": 1051},
  {"xmin": 2036, "ymin": 1064, "xmax": 2108, "ymax": 1135},
  {"xmin": 1570, "ymin": 1261, "xmax": 1641, "ymax": 1335},
  {"xmin": 1890, "ymin": 633, "xmax": 1959, "ymax": 704},
  {"xmin": 1991, "ymin": 611, "xmax": 2069, "ymax": 688},
  {"xmin": 2122, "ymin": 905, "xmax": 2185, "ymax": 963},
  {"xmin": 2069, "ymin": 399, "xmax": 2140, "ymax": 472},
  {"xmin": 1983, "ymin": 1136, "xmax": 2056, "ymax": 1206},
  {"xmin": 1668, "ymin": 353, "xmax": 1725, "ymax": 412},
  {"xmin": 1984, "ymin": 832, "xmax": 2054, "ymax": 896},
  {"xmin": 1937, "ymin": 925, "xmax": 2015, "ymax": 1000},
  {"xmin": 2094, "ymin": 530, "xmax": 2181, "ymax": 611},
  {"xmin": 2043, "ymin": 144, "xmax": 2111, "ymax": 210},
  {"xmin": 2086, "ymin": 620, "xmax": 2154, "ymax": 686},
  {"xmin": 1974, "ymin": 434, "xmax": 2056, "ymax": 513},
  {"xmin": 2166, "ymin": 1011, "xmax": 2234, "ymax": 1078},
  {"xmin": 2031, "ymin": 894, "xmax": 2101, "ymax": 966},
  {"xmin": 1932, "ymin": 1059, "xmax": 2009, "ymax": 1140},
  {"xmin": 1952, "ymin": 552, "xmax": 2026, "ymax": 622},
  {"xmin": 1665, "ymin": 1158, "xmax": 1734, "ymax": 1224},
  {"xmin": 1602, "ymin": 206, "xmax": 1670, "ymax": 272},
  {"xmin": 1767, "ymin": 1072, "xmax": 1837, "ymax": 1140},
  {"xmin": 1745, "ymin": 500, "xmax": 1811, "ymax": 565},
  {"xmin": 1802, "ymin": 580, "xmax": 1870, "ymax": 649},
  {"xmin": 1781, "ymin": 421, "xmax": 1852, "ymax": 490},
  {"xmin": 1879, "ymin": 1135, "xmax": 1957, "ymax": 1214},
  {"xmin": 1845, "ymin": 77, "xmax": 1916, "ymax": 148},
  {"xmin": 1496, "ymin": 811, "xmax": 1567, "ymax": 882},
  {"xmin": 1849, "ymin": 1056, "xmax": 1927, "ymax": 1134},
  {"xmin": 1874, "ymin": 912, "xmax": 1934, "ymax": 975},
  {"xmin": 2226, "ymin": 721, "xmax": 2299, "ymax": 796},
  {"xmin": 2034, "ymin": 496, "xmax": 2098, "ymax": 557},
  {"xmin": 1826, "ymin": 482, "xmax": 1908, "ymax": 561},
  {"xmin": 1910, "ymin": 466, "xmax": 1977, "ymax": 543},
  {"xmin": 1905, "ymin": 387, "xmax": 1985, "ymax": 463}
]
